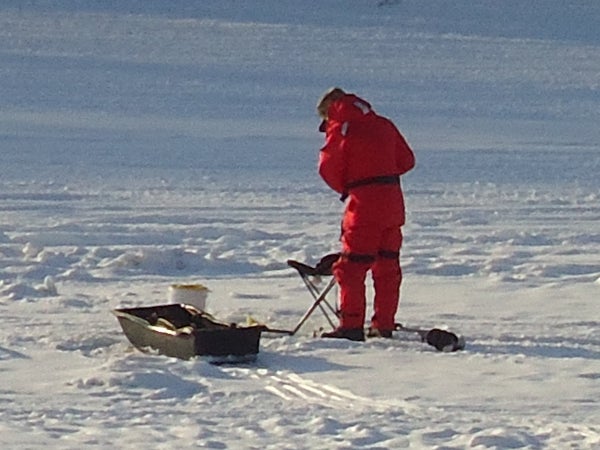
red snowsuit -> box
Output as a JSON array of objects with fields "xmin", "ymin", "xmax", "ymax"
[{"xmin": 319, "ymin": 94, "xmax": 415, "ymax": 331}]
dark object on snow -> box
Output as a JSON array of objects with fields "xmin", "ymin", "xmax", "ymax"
[
  {"xmin": 113, "ymin": 304, "xmax": 262, "ymax": 362},
  {"xmin": 425, "ymin": 328, "xmax": 464, "ymax": 352},
  {"xmin": 395, "ymin": 323, "xmax": 465, "ymax": 352}
]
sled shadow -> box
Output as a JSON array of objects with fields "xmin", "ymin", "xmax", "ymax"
[{"xmin": 258, "ymin": 351, "xmax": 360, "ymax": 373}]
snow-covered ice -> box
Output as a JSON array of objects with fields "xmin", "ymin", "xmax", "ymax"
[{"xmin": 1, "ymin": 1, "xmax": 599, "ymax": 448}]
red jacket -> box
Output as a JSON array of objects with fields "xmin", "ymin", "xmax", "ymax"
[{"xmin": 319, "ymin": 94, "xmax": 415, "ymax": 228}]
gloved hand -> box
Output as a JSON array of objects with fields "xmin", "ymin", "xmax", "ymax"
[{"xmin": 314, "ymin": 253, "xmax": 340, "ymax": 275}]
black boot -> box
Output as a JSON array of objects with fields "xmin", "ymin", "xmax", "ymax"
[
  {"xmin": 321, "ymin": 327, "xmax": 365, "ymax": 342},
  {"xmin": 366, "ymin": 327, "xmax": 393, "ymax": 338}
]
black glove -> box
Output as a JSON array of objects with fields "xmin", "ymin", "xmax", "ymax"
[{"xmin": 314, "ymin": 253, "xmax": 340, "ymax": 276}]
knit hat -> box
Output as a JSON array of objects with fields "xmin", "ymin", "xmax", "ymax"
[{"xmin": 316, "ymin": 87, "xmax": 346, "ymax": 119}]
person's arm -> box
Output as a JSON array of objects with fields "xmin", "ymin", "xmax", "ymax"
[
  {"xmin": 394, "ymin": 126, "xmax": 415, "ymax": 175},
  {"xmin": 318, "ymin": 121, "xmax": 346, "ymax": 194}
]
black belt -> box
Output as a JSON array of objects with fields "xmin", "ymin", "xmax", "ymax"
[{"xmin": 340, "ymin": 175, "xmax": 399, "ymax": 201}]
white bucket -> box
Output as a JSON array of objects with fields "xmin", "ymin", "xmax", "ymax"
[{"xmin": 168, "ymin": 284, "xmax": 209, "ymax": 311}]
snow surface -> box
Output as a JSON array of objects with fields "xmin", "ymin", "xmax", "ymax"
[{"xmin": 1, "ymin": 1, "xmax": 599, "ymax": 448}]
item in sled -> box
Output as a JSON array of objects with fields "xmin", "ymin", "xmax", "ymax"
[
  {"xmin": 113, "ymin": 303, "xmax": 262, "ymax": 362},
  {"xmin": 167, "ymin": 283, "xmax": 209, "ymax": 311}
]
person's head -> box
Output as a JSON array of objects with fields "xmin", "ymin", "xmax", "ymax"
[{"xmin": 316, "ymin": 87, "xmax": 346, "ymax": 120}]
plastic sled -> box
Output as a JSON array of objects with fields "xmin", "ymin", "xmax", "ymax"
[{"xmin": 113, "ymin": 303, "xmax": 262, "ymax": 363}]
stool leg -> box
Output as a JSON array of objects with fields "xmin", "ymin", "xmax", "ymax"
[{"xmin": 290, "ymin": 277, "xmax": 337, "ymax": 335}]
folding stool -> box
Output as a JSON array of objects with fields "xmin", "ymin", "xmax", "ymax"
[{"xmin": 285, "ymin": 253, "xmax": 341, "ymax": 335}]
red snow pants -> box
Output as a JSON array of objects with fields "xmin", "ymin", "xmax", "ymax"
[{"xmin": 332, "ymin": 224, "xmax": 403, "ymax": 331}]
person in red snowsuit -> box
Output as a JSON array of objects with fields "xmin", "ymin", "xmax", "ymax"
[{"xmin": 317, "ymin": 88, "xmax": 415, "ymax": 341}]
